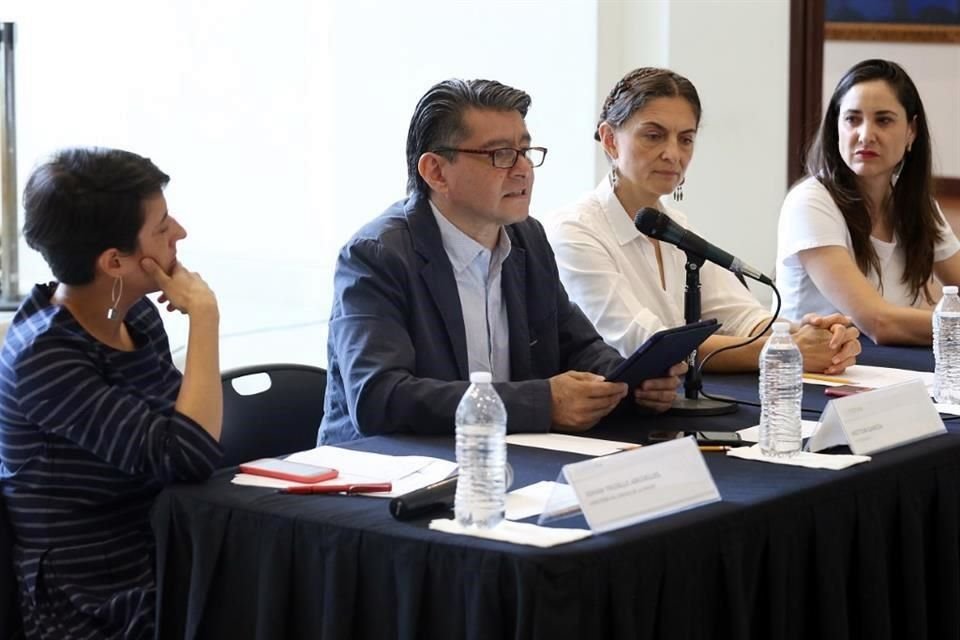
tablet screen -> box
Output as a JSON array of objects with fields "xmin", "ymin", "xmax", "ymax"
[{"xmin": 608, "ymin": 319, "xmax": 721, "ymax": 387}]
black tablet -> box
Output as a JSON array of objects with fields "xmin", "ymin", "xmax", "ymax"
[{"xmin": 608, "ymin": 319, "xmax": 721, "ymax": 387}]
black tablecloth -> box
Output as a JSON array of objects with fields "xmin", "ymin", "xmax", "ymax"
[
  {"xmin": 153, "ymin": 337, "xmax": 960, "ymax": 640},
  {"xmin": 0, "ymin": 496, "xmax": 20, "ymax": 639}
]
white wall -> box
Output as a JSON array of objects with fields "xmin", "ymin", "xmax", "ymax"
[
  {"xmin": 4, "ymin": 0, "xmax": 600, "ymax": 366},
  {"xmin": 592, "ymin": 0, "xmax": 791, "ymax": 297},
  {"xmin": 325, "ymin": 0, "xmax": 599, "ymax": 242},
  {"xmin": 593, "ymin": 0, "xmax": 671, "ymax": 179},
  {"xmin": 824, "ymin": 40, "xmax": 960, "ymax": 178},
  {"xmin": 3, "ymin": 0, "xmax": 796, "ymax": 362},
  {"xmin": 7, "ymin": 0, "xmax": 335, "ymax": 362}
]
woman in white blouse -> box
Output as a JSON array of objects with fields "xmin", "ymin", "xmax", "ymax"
[
  {"xmin": 777, "ymin": 59, "xmax": 960, "ymax": 345},
  {"xmin": 547, "ymin": 67, "xmax": 860, "ymax": 373}
]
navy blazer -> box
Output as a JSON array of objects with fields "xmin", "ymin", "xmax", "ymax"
[{"xmin": 320, "ymin": 193, "xmax": 624, "ymax": 444}]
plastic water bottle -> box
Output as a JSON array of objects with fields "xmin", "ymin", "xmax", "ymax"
[
  {"xmin": 759, "ymin": 321, "xmax": 803, "ymax": 457},
  {"xmin": 454, "ymin": 371, "xmax": 508, "ymax": 529},
  {"xmin": 933, "ymin": 285, "xmax": 960, "ymax": 404}
]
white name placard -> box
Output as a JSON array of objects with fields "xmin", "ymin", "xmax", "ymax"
[
  {"xmin": 807, "ymin": 378, "xmax": 946, "ymax": 455},
  {"xmin": 562, "ymin": 436, "xmax": 720, "ymax": 534}
]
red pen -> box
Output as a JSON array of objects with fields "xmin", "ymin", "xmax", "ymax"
[{"xmin": 281, "ymin": 482, "xmax": 393, "ymax": 495}]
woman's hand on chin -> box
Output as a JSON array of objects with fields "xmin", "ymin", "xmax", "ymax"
[{"xmin": 141, "ymin": 258, "xmax": 218, "ymax": 317}]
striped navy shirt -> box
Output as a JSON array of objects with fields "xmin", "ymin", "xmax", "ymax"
[{"xmin": 0, "ymin": 284, "xmax": 222, "ymax": 639}]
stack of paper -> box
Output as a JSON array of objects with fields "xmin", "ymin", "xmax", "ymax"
[
  {"xmin": 231, "ymin": 446, "xmax": 457, "ymax": 498},
  {"xmin": 803, "ymin": 364, "xmax": 933, "ymax": 390}
]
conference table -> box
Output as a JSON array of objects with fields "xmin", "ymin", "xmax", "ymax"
[{"xmin": 152, "ymin": 340, "xmax": 960, "ymax": 640}]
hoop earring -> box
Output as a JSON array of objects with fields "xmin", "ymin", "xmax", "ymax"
[
  {"xmin": 107, "ymin": 277, "xmax": 123, "ymax": 320},
  {"xmin": 673, "ymin": 178, "xmax": 685, "ymax": 202}
]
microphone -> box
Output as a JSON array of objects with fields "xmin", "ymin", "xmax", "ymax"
[
  {"xmin": 388, "ymin": 463, "xmax": 514, "ymax": 521},
  {"xmin": 389, "ymin": 476, "xmax": 458, "ymax": 520},
  {"xmin": 634, "ymin": 207, "xmax": 773, "ymax": 286}
]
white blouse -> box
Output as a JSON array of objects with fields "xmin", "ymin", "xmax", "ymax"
[{"xmin": 545, "ymin": 178, "xmax": 771, "ymax": 358}]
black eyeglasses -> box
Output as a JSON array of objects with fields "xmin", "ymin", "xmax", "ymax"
[{"xmin": 434, "ymin": 146, "xmax": 548, "ymax": 169}]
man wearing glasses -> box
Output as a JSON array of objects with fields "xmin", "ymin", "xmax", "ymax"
[{"xmin": 320, "ymin": 79, "xmax": 686, "ymax": 444}]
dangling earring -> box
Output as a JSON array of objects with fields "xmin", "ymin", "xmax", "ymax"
[
  {"xmin": 107, "ymin": 277, "xmax": 123, "ymax": 320},
  {"xmin": 608, "ymin": 165, "xmax": 619, "ymax": 189},
  {"xmin": 891, "ymin": 160, "xmax": 904, "ymax": 188},
  {"xmin": 892, "ymin": 143, "xmax": 912, "ymax": 188},
  {"xmin": 673, "ymin": 178, "xmax": 685, "ymax": 202}
]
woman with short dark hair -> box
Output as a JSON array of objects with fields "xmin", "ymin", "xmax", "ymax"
[{"xmin": 0, "ymin": 147, "xmax": 223, "ymax": 638}]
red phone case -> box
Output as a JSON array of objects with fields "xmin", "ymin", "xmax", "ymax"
[{"xmin": 239, "ymin": 459, "xmax": 339, "ymax": 483}]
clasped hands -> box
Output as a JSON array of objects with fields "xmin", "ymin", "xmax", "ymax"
[{"xmin": 793, "ymin": 312, "xmax": 861, "ymax": 375}]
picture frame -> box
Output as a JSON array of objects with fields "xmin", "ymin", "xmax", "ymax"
[{"xmin": 825, "ymin": 0, "xmax": 960, "ymax": 43}]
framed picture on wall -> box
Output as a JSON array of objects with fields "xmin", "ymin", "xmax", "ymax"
[{"xmin": 826, "ymin": 0, "xmax": 960, "ymax": 43}]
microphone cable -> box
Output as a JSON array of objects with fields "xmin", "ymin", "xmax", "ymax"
[{"xmin": 695, "ymin": 281, "xmax": 826, "ymax": 415}]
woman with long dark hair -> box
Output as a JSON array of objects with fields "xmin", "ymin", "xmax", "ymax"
[{"xmin": 777, "ymin": 59, "xmax": 960, "ymax": 345}]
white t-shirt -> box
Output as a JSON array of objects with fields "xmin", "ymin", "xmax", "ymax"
[
  {"xmin": 776, "ymin": 176, "xmax": 960, "ymax": 321},
  {"xmin": 545, "ymin": 178, "xmax": 770, "ymax": 358}
]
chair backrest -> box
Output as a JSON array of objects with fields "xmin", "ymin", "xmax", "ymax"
[
  {"xmin": 0, "ymin": 493, "xmax": 23, "ymax": 639},
  {"xmin": 219, "ymin": 364, "xmax": 328, "ymax": 468}
]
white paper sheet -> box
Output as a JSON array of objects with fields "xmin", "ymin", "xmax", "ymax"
[
  {"xmin": 285, "ymin": 447, "xmax": 438, "ymax": 480},
  {"xmin": 505, "ymin": 481, "xmax": 562, "ymax": 521},
  {"xmin": 231, "ymin": 446, "xmax": 457, "ymax": 498},
  {"xmin": 727, "ymin": 444, "xmax": 870, "ymax": 469},
  {"xmin": 429, "ymin": 518, "xmax": 591, "ymax": 547},
  {"xmin": 934, "ymin": 402, "xmax": 960, "ymax": 416},
  {"xmin": 505, "ymin": 433, "xmax": 639, "ymax": 456},
  {"xmin": 737, "ymin": 420, "xmax": 820, "ymax": 443},
  {"xmin": 803, "ymin": 364, "xmax": 933, "ymax": 390}
]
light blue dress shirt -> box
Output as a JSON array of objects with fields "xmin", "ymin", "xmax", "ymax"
[{"xmin": 430, "ymin": 201, "xmax": 512, "ymax": 382}]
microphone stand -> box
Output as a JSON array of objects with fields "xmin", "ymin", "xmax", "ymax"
[{"xmin": 668, "ymin": 251, "xmax": 738, "ymax": 416}]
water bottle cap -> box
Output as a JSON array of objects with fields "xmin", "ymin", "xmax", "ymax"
[
  {"xmin": 469, "ymin": 371, "xmax": 493, "ymax": 383},
  {"xmin": 944, "ymin": 285, "xmax": 959, "ymax": 295},
  {"xmin": 772, "ymin": 321, "xmax": 791, "ymax": 334}
]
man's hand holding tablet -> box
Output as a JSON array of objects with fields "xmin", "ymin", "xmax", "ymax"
[
  {"xmin": 608, "ymin": 319, "xmax": 722, "ymax": 387},
  {"xmin": 610, "ymin": 320, "xmax": 721, "ymax": 413},
  {"xmin": 549, "ymin": 320, "xmax": 720, "ymax": 429}
]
